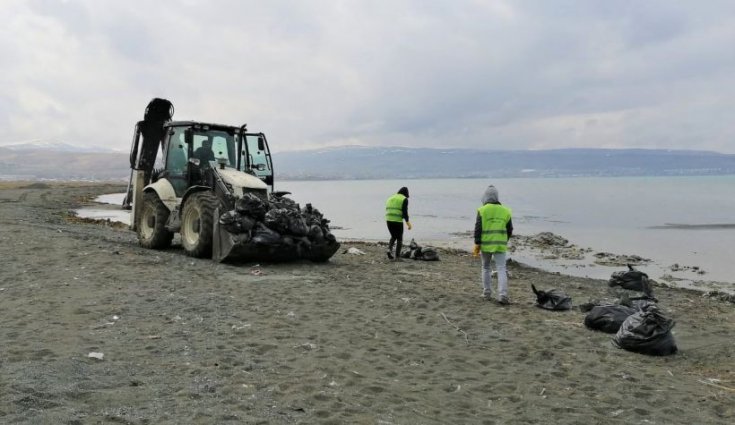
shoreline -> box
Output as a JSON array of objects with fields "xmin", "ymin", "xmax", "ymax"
[
  {"xmin": 73, "ymin": 185, "xmax": 735, "ymax": 297},
  {"xmin": 334, "ymin": 236, "xmax": 735, "ymax": 301}
]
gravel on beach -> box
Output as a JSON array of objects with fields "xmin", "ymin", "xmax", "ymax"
[{"xmin": 0, "ymin": 182, "xmax": 733, "ymax": 424}]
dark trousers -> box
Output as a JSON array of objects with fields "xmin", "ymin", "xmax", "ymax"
[{"xmin": 386, "ymin": 221, "xmax": 404, "ymax": 258}]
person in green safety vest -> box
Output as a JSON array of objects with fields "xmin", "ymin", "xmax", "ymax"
[
  {"xmin": 385, "ymin": 187, "xmax": 412, "ymax": 260},
  {"xmin": 473, "ymin": 185, "xmax": 513, "ymax": 304}
]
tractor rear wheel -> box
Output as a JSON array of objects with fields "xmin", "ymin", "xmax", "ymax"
[
  {"xmin": 180, "ymin": 191, "xmax": 218, "ymax": 258},
  {"xmin": 137, "ymin": 191, "xmax": 173, "ymax": 249}
]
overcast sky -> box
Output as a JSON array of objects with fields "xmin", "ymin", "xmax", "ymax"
[{"xmin": 1, "ymin": 0, "xmax": 734, "ymax": 153}]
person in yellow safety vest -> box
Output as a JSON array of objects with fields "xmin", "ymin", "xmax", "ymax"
[
  {"xmin": 473, "ymin": 185, "xmax": 513, "ymax": 304},
  {"xmin": 385, "ymin": 187, "xmax": 412, "ymax": 261}
]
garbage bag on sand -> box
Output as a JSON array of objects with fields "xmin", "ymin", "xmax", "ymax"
[
  {"xmin": 531, "ymin": 284, "xmax": 572, "ymax": 311},
  {"xmin": 584, "ymin": 305, "xmax": 637, "ymax": 333},
  {"xmin": 579, "ymin": 292, "xmax": 657, "ymax": 313},
  {"xmin": 613, "ymin": 306, "xmax": 678, "ymax": 356},
  {"xmin": 420, "ymin": 247, "xmax": 439, "ymax": 261},
  {"xmin": 400, "ymin": 239, "xmax": 440, "ymax": 261},
  {"xmin": 609, "ymin": 264, "xmax": 654, "ymax": 298}
]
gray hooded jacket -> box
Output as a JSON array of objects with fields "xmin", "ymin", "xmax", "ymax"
[{"xmin": 474, "ymin": 185, "xmax": 513, "ymax": 245}]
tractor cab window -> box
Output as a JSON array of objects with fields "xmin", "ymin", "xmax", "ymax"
[
  {"xmin": 192, "ymin": 131, "xmax": 235, "ymax": 167},
  {"xmin": 166, "ymin": 129, "xmax": 189, "ymax": 172},
  {"xmin": 165, "ymin": 127, "xmax": 189, "ymax": 196},
  {"xmin": 242, "ymin": 134, "xmax": 272, "ymax": 183}
]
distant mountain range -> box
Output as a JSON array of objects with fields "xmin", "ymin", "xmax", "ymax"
[
  {"xmin": 0, "ymin": 143, "xmax": 129, "ymax": 181},
  {"xmin": 1, "ymin": 142, "xmax": 734, "ymax": 181},
  {"xmin": 275, "ymin": 146, "xmax": 735, "ymax": 180},
  {"xmin": 0, "ymin": 140, "xmax": 122, "ymax": 153}
]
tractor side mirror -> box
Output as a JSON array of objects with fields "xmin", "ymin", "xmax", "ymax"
[{"xmin": 257, "ymin": 136, "xmax": 265, "ymax": 151}]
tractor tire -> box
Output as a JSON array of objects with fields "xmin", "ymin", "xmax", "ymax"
[
  {"xmin": 180, "ymin": 191, "xmax": 218, "ymax": 258},
  {"xmin": 137, "ymin": 191, "xmax": 173, "ymax": 249}
]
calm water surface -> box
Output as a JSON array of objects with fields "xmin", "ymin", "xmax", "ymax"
[{"xmin": 278, "ymin": 176, "xmax": 735, "ymax": 285}]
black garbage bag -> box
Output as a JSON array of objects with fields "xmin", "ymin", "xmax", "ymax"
[
  {"xmin": 220, "ymin": 210, "xmax": 255, "ymax": 234},
  {"xmin": 251, "ymin": 223, "xmax": 282, "ymax": 246},
  {"xmin": 289, "ymin": 218, "xmax": 308, "ymax": 236},
  {"xmin": 269, "ymin": 193, "xmax": 300, "ymax": 211},
  {"xmin": 281, "ymin": 235, "xmax": 296, "ymax": 248},
  {"xmin": 307, "ymin": 224, "xmax": 324, "ymax": 243},
  {"xmin": 294, "ymin": 236, "xmax": 312, "ymax": 255},
  {"xmin": 613, "ymin": 307, "xmax": 677, "ymax": 356},
  {"xmin": 401, "ymin": 239, "xmax": 421, "ymax": 259},
  {"xmin": 219, "ymin": 210, "xmax": 238, "ymax": 225},
  {"xmin": 421, "ymin": 247, "xmax": 439, "ymax": 261},
  {"xmin": 323, "ymin": 230, "xmax": 337, "ymax": 243},
  {"xmin": 579, "ymin": 292, "xmax": 656, "ymax": 313},
  {"xmin": 584, "ymin": 305, "xmax": 637, "ymax": 333},
  {"xmin": 532, "ymin": 284, "xmax": 573, "ymax": 311},
  {"xmin": 401, "ymin": 239, "xmax": 440, "ymax": 261},
  {"xmin": 609, "ymin": 264, "xmax": 654, "ymax": 297},
  {"xmin": 237, "ymin": 215, "xmax": 256, "ymax": 233},
  {"xmin": 303, "ymin": 203, "xmax": 323, "ymax": 223},
  {"xmin": 236, "ymin": 193, "xmax": 267, "ymax": 220},
  {"xmin": 233, "ymin": 231, "xmax": 251, "ymax": 244},
  {"xmin": 303, "ymin": 204, "xmax": 335, "ymax": 238},
  {"xmin": 264, "ymin": 208, "xmax": 290, "ymax": 234},
  {"xmin": 286, "ymin": 210, "xmax": 308, "ymax": 236}
]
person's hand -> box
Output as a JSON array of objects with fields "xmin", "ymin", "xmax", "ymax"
[
  {"xmin": 406, "ymin": 221, "xmax": 412, "ymax": 230},
  {"xmin": 473, "ymin": 245, "xmax": 481, "ymax": 257}
]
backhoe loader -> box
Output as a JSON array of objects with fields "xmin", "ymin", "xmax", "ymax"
[{"xmin": 123, "ymin": 98, "xmax": 339, "ymax": 262}]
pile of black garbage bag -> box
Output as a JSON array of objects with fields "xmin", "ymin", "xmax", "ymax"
[
  {"xmin": 581, "ymin": 293, "xmax": 658, "ymax": 333},
  {"xmin": 216, "ymin": 192, "xmax": 340, "ymax": 262},
  {"xmin": 401, "ymin": 239, "xmax": 440, "ymax": 261},
  {"xmin": 530, "ymin": 264, "xmax": 677, "ymax": 356},
  {"xmin": 582, "ymin": 266, "xmax": 676, "ymax": 356}
]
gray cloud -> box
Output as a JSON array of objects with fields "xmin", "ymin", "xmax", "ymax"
[{"xmin": 1, "ymin": 0, "xmax": 733, "ymax": 153}]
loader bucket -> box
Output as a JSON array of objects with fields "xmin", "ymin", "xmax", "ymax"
[{"xmin": 212, "ymin": 208, "xmax": 340, "ymax": 263}]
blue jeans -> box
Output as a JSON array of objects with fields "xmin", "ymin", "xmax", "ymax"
[{"xmin": 481, "ymin": 251, "xmax": 508, "ymax": 300}]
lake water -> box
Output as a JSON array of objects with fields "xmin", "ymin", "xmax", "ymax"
[
  {"xmin": 81, "ymin": 176, "xmax": 735, "ymax": 291},
  {"xmin": 276, "ymin": 176, "xmax": 735, "ymax": 290}
]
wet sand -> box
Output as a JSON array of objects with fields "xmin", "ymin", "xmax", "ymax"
[{"xmin": 0, "ymin": 182, "xmax": 733, "ymax": 424}]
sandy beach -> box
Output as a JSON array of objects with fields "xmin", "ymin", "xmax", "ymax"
[{"xmin": 1, "ymin": 182, "xmax": 733, "ymax": 424}]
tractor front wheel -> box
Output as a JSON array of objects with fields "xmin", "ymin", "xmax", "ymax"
[
  {"xmin": 180, "ymin": 191, "xmax": 217, "ymax": 258},
  {"xmin": 137, "ymin": 191, "xmax": 173, "ymax": 249}
]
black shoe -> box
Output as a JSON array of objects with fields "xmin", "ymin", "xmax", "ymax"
[{"xmin": 387, "ymin": 251, "xmax": 394, "ymax": 260}]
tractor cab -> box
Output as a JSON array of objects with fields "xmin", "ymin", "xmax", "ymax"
[{"xmin": 161, "ymin": 122, "xmax": 274, "ymax": 197}]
